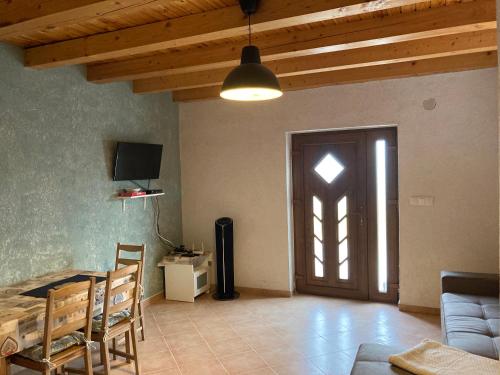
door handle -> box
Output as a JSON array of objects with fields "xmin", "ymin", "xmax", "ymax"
[{"xmin": 350, "ymin": 211, "xmax": 365, "ymax": 226}]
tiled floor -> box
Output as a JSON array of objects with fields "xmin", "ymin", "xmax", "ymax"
[{"xmin": 13, "ymin": 293, "xmax": 441, "ymax": 375}]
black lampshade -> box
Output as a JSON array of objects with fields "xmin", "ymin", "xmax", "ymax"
[{"xmin": 220, "ymin": 45, "xmax": 282, "ymax": 101}]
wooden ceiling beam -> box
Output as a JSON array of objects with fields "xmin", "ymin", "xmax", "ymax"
[
  {"xmin": 133, "ymin": 30, "xmax": 498, "ymax": 93},
  {"xmin": 171, "ymin": 52, "xmax": 498, "ymax": 102},
  {"xmin": 87, "ymin": 0, "xmax": 497, "ymax": 83},
  {"xmin": 25, "ymin": 0, "xmax": 431, "ymax": 68},
  {"xmin": 0, "ymin": 0, "xmax": 171, "ymax": 40}
]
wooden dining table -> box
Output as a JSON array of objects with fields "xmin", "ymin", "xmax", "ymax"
[{"xmin": 0, "ymin": 270, "xmax": 111, "ymax": 375}]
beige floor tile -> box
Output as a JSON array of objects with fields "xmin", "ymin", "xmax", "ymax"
[
  {"xmin": 239, "ymin": 367, "xmax": 276, "ymax": 375},
  {"xmin": 94, "ymin": 364, "xmax": 137, "ymax": 375},
  {"xmin": 272, "ymin": 358, "xmax": 324, "ymax": 375},
  {"xmin": 307, "ymin": 351, "xmax": 355, "ymax": 375},
  {"xmin": 144, "ymin": 369, "xmax": 182, "ymax": 375},
  {"xmin": 158, "ymin": 319, "xmax": 198, "ymax": 336},
  {"xmin": 140, "ymin": 350, "xmax": 179, "ymax": 373},
  {"xmin": 210, "ymin": 337, "xmax": 252, "ymax": 358},
  {"xmin": 137, "ymin": 335, "xmax": 169, "ymax": 354},
  {"xmin": 165, "ymin": 331, "xmax": 205, "ymax": 350},
  {"xmin": 199, "ymin": 326, "xmax": 240, "ymax": 344},
  {"xmin": 172, "ymin": 342, "xmax": 217, "ymax": 365},
  {"xmin": 340, "ymin": 347, "xmax": 360, "ymax": 361},
  {"xmin": 291, "ymin": 336, "xmax": 341, "ymax": 358},
  {"xmin": 142, "ymin": 321, "xmax": 163, "ymax": 338},
  {"xmin": 192, "ymin": 313, "xmax": 227, "ymax": 326},
  {"xmin": 240, "ymin": 333, "xmax": 289, "ymax": 351},
  {"xmin": 156, "ymin": 309, "xmax": 192, "ymax": 324},
  {"xmin": 219, "ymin": 350, "xmax": 268, "ymax": 374},
  {"xmin": 178, "ymin": 358, "xmax": 228, "ymax": 375},
  {"xmin": 316, "ymin": 331, "xmax": 373, "ymax": 353},
  {"xmin": 274, "ymin": 327, "xmax": 322, "ymax": 342},
  {"xmin": 256, "ymin": 346, "xmax": 306, "ymax": 367},
  {"xmin": 236, "ymin": 325, "xmax": 277, "ymax": 337}
]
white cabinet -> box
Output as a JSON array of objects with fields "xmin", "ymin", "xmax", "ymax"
[{"xmin": 158, "ymin": 254, "xmax": 212, "ymax": 303}]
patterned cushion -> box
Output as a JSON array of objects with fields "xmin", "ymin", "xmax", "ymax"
[
  {"xmin": 18, "ymin": 332, "xmax": 84, "ymax": 362},
  {"xmin": 92, "ymin": 310, "xmax": 131, "ymax": 332}
]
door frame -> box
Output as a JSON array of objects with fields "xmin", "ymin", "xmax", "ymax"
[{"xmin": 288, "ymin": 126, "xmax": 399, "ymax": 303}]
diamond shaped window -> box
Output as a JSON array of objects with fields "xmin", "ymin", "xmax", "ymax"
[{"xmin": 314, "ymin": 154, "xmax": 344, "ymax": 184}]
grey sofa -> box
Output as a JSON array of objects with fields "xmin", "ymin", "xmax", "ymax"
[
  {"xmin": 349, "ymin": 343, "xmax": 412, "ymax": 375},
  {"xmin": 441, "ymin": 271, "xmax": 499, "ymax": 359},
  {"xmin": 350, "ymin": 271, "xmax": 500, "ymax": 374}
]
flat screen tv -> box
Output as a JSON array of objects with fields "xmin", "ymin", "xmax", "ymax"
[{"xmin": 113, "ymin": 142, "xmax": 163, "ymax": 181}]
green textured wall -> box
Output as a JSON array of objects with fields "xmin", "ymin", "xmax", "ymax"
[{"xmin": 0, "ymin": 43, "xmax": 182, "ymax": 298}]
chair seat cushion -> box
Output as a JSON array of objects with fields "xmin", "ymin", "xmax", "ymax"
[
  {"xmin": 92, "ymin": 310, "xmax": 131, "ymax": 332},
  {"xmin": 18, "ymin": 332, "xmax": 84, "ymax": 362}
]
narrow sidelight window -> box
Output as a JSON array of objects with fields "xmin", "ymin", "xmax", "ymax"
[
  {"xmin": 376, "ymin": 140, "xmax": 388, "ymax": 293},
  {"xmin": 313, "ymin": 196, "xmax": 325, "ymax": 278},
  {"xmin": 337, "ymin": 195, "xmax": 349, "ymax": 280}
]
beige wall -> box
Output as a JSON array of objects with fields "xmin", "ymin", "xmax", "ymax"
[
  {"xmin": 180, "ymin": 69, "xmax": 499, "ymax": 308},
  {"xmin": 497, "ymin": 0, "xmax": 500, "ymax": 295}
]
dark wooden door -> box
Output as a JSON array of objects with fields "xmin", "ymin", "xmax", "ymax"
[{"xmin": 292, "ymin": 128, "xmax": 399, "ymax": 303}]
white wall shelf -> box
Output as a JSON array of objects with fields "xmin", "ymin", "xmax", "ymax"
[{"xmin": 116, "ymin": 193, "xmax": 164, "ymax": 212}]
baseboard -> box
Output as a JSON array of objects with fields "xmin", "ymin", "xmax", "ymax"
[
  {"xmin": 236, "ymin": 286, "xmax": 293, "ymax": 298},
  {"xmin": 210, "ymin": 284, "xmax": 292, "ymax": 298},
  {"xmin": 399, "ymin": 303, "xmax": 440, "ymax": 316},
  {"xmin": 144, "ymin": 286, "xmax": 292, "ymax": 305},
  {"xmin": 142, "ymin": 291, "xmax": 164, "ymax": 307}
]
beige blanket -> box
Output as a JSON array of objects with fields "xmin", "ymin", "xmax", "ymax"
[{"xmin": 388, "ymin": 339, "xmax": 500, "ymax": 375}]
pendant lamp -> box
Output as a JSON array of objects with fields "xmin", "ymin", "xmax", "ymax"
[{"xmin": 220, "ymin": 0, "xmax": 282, "ymax": 101}]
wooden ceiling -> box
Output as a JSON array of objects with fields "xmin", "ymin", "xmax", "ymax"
[{"xmin": 1, "ymin": 0, "xmax": 497, "ymax": 102}]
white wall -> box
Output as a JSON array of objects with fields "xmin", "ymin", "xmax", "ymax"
[{"xmin": 180, "ymin": 69, "xmax": 499, "ymax": 308}]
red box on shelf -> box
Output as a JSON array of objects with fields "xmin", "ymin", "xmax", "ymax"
[{"xmin": 119, "ymin": 191, "xmax": 147, "ymax": 198}]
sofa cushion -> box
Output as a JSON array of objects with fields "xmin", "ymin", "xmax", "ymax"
[
  {"xmin": 442, "ymin": 293, "xmax": 499, "ymax": 360},
  {"xmin": 442, "ymin": 293, "xmax": 498, "ymax": 306},
  {"xmin": 443, "ymin": 302, "xmax": 484, "ymax": 319},
  {"xmin": 483, "ymin": 307, "xmax": 500, "ymax": 320},
  {"xmin": 445, "ymin": 316, "xmax": 492, "ymax": 336},
  {"xmin": 489, "ymin": 319, "xmax": 500, "ymax": 337},
  {"xmin": 350, "ymin": 344, "xmax": 413, "ymax": 375},
  {"xmin": 446, "ymin": 332, "xmax": 499, "ymax": 360}
]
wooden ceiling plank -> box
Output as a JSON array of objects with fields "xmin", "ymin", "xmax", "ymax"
[
  {"xmin": 171, "ymin": 51, "xmax": 498, "ymax": 102},
  {"xmin": 133, "ymin": 30, "xmax": 497, "ymax": 93},
  {"xmin": 25, "ymin": 0, "xmax": 432, "ymax": 68},
  {"xmin": 88, "ymin": 0, "xmax": 497, "ymax": 83},
  {"xmin": 0, "ymin": 0, "xmax": 175, "ymax": 40}
]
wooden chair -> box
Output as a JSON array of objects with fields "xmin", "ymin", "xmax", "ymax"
[
  {"xmin": 10, "ymin": 278, "xmax": 96, "ymax": 375},
  {"xmin": 115, "ymin": 243, "xmax": 146, "ymax": 341},
  {"xmin": 92, "ymin": 264, "xmax": 141, "ymax": 375}
]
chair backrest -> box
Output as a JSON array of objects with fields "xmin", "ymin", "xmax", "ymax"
[
  {"xmin": 42, "ymin": 278, "xmax": 96, "ymax": 360},
  {"xmin": 100, "ymin": 263, "xmax": 142, "ymax": 333},
  {"xmin": 115, "ymin": 243, "xmax": 145, "ymax": 285}
]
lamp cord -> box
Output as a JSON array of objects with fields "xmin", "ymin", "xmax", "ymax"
[{"xmin": 248, "ymin": 13, "xmax": 252, "ymax": 45}]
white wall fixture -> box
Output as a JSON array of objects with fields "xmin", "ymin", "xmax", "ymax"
[
  {"xmin": 423, "ymin": 98, "xmax": 437, "ymax": 110},
  {"xmin": 409, "ymin": 196, "xmax": 435, "ymax": 207}
]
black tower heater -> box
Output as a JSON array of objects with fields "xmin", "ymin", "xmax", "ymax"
[{"xmin": 213, "ymin": 217, "xmax": 239, "ymax": 300}]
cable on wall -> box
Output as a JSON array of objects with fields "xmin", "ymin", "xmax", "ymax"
[{"xmin": 152, "ymin": 196, "xmax": 177, "ymax": 249}]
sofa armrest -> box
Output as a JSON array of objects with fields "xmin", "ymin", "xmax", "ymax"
[{"xmin": 441, "ymin": 271, "xmax": 499, "ymax": 297}]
